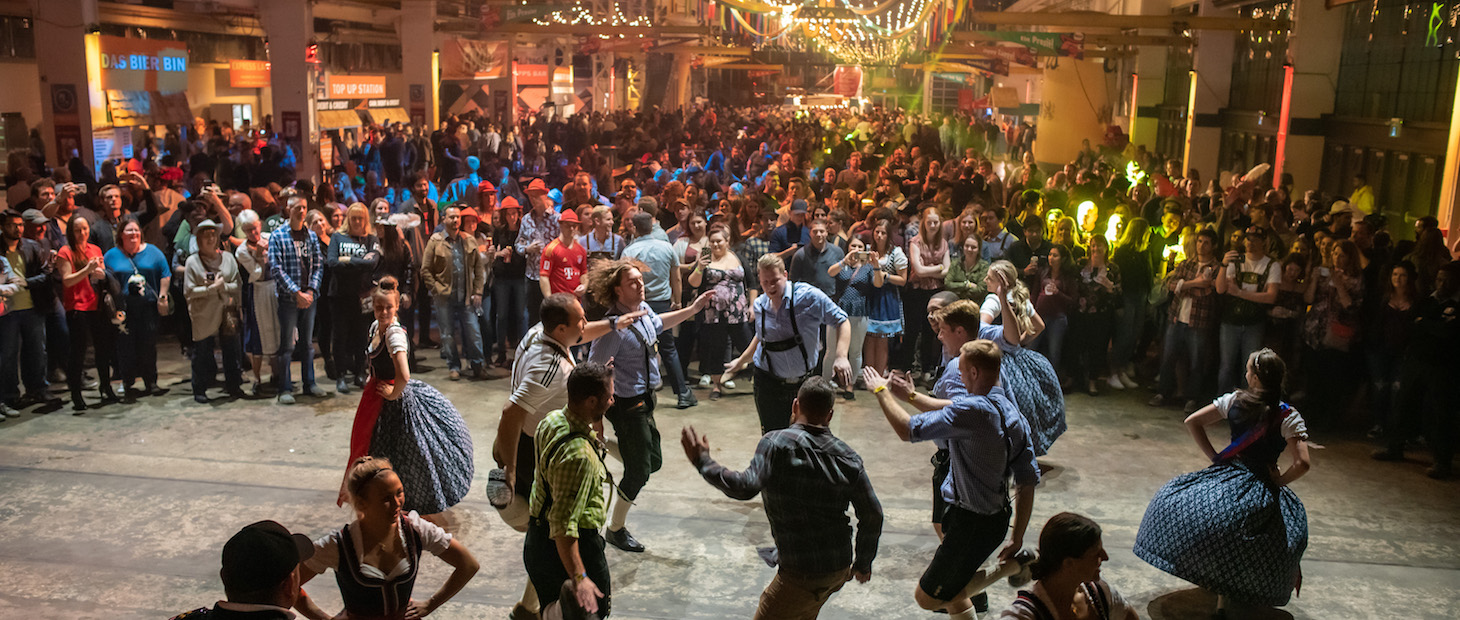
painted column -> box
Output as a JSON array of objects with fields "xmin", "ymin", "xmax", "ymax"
[
  {"xmin": 400, "ymin": 0, "xmax": 439, "ymax": 131},
  {"xmin": 1281, "ymin": 0, "xmax": 1343, "ymax": 196},
  {"xmin": 32, "ymin": 0, "xmax": 98, "ymax": 170},
  {"xmin": 1033, "ymin": 59, "xmax": 1111, "ymax": 167},
  {"xmin": 1128, "ymin": 0, "xmax": 1169, "ymax": 151},
  {"xmin": 1187, "ymin": 0, "xmax": 1237, "ymax": 181},
  {"xmin": 258, "ymin": 0, "xmax": 317, "ymax": 182}
]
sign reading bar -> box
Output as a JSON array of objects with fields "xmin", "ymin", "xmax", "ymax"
[
  {"xmin": 95, "ymin": 35, "xmax": 189, "ymax": 93},
  {"xmin": 325, "ymin": 75, "xmax": 387, "ymax": 99},
  {"xmin": 229, "ymin": 60, "xmax": 271, "ymax": 88}
]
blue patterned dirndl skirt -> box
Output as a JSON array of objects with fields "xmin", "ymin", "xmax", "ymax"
[
  {"xmin": 999, "ymin": 346, "xmax": 1066, "ymax": 456},
  {"xmin": 369, "ymin": 379, "xmax": 475, "ymax": 514},
  {"xmin": 1133, "ymin": 459, "xmax": 1308, "ymax": 606}
]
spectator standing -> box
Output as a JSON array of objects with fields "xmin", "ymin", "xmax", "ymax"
[
  {"xmin": 235, "ymin": 210, "xmax": 278, "ymax": 395},
  {"xmin": 422, "ymin": 206, "xmax": 488, "ymax": 381},
  {"xmin": 623, "ymin": 212, "xmax": 695, "ymax": 409},
  {"xmin": 864, "ymin": 218, "xmax": 909, "ymax": 374},
  {"xmin": 325, "ymin": 204, "xmax": 380, "ymax": 393},
  {"xmin": 102, "ymin": 215, "xmax": 171, "ymax": 402},
  {"xmin": 1150, "ymin": 228, "xmax": 1222, "ymax": 412},
  {"xmin": 908, "ymin": 207, "xmax": 951, "ymax": 382},
  {"xmin": 945, "ymin": 235, "xmax": 991, "ymax": 302},
  {"xmin": 491, "ymin": 196, "xmax": 528, "ymax": 365},
  {"xmin": 268, "ymin": 196, "xmax": 327, "ymax": 405},
  {"xmin": 518, "ymin": 178, "xmax": 559, "ymax": 327},
  {"xmin": 690, "ymin": 226, "xmax": 754, "ymax": 399},
  {"xmin": 1300, "ymin": 239, "xmax": 1365, "ymax": 429},
  {"xmin": 1071, "ymin": 237, "xmax": 1122, "ymax": 396},
  {"xmin": 183, "ymin": 220, "xmax": 244, "ymax": 404},
  {"xmin": 1030, "ymin": 244, "xmax": 1077, "ymax": 382},
  {"xmin": 55, "ymin": 216, "xmax": 115, "ymax": 411},
  {"xmin": 1108, "ymin": 218, "xmax": 1152, "ymax": 389},
  {"xmin": 1214, "ymin": 226, "xmax": 1281, "ymax": 394}
]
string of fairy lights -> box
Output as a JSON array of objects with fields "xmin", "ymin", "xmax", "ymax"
[{"xmin": 725, "ymin": 0, "xmax": 945, "ymax": 64}]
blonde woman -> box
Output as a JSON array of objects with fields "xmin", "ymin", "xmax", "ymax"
[{"xmin": 981, "ymin": 261, "xmax": 1067, "ymax": 456}]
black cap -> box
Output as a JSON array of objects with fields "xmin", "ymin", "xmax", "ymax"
[{"xmin": 220, "ymin": 520, "xmax": 315, "ymax": 593}]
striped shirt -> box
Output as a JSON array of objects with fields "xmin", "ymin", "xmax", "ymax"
[
  {"xmin": 531, "ymin": 409, "xmax": 609, "ymax": 539},
  {"xmin": 509, "ymin": 324, "xmax": 575, "ymax": 438}
]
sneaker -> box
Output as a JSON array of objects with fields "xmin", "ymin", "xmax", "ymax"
[
  {"xmin": 1147, "ymin": 394, "xmax": 1169, "ymax": 407},
  {"xmin": 1119, "ymin": 372, "xmax": 1139, "ymax": 389},
  {"xmin": 723, "ymin": 380, "xmax": 737, "ymax": 390},
  {"xmin": 1366, "ymin": 425, "xmax": 1384, "ymax": 440},
  {"xmin": 449, "ymin": 369, "xmax": 461, "ymax": 381},
  {"xmin": 677, "ymin": 392, "xmax": 698, "ymax": 409},
  {"xmin": 277, "ymin": 393, "xmax": 296, "ymax": 405},
  {"xmin": 1105, "ymin": 375, "xmax": 1125, "ymax": 391},
  {"xmin": 485, "ymin": 468, "xmax": 514, "ymax": 508},
  {"xmin": 698, "ymin": 375, "xmax": 713, "ymax": 389},
  {"xmin": 509, "ymin": 602, "xmax": 543, "ymax": 620},
  {"xmin": 1086, "ymin": 380, "xmax": 1100, "ymax": 397},
  {"xmin": 306, "ymin": 385, "xmax": 328, "ymax": 397},
  {"xmin": 336, "ymin": 378, "xmax": 350, "ymax": 395},
  {"xmin": 604, "ymin": 527, "xmax": 645, "ymax": 553}
]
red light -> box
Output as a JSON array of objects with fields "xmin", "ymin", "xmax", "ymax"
[{"xmin": 305, "ymin": 43, "xmax": 319, "ymax": 64}]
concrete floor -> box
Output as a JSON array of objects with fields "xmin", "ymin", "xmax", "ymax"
[{"xmin": 1, "ymin": 348, "xmax": 1457, "ymax": 620}]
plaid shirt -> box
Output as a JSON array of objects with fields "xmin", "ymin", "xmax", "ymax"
[
  {"xmin": 694, "ymin": 423, "xmax": 882, "ymax": 575},
  {"xmin": 530, "ymin": 408, "xmax": 609, "ymax": 539},
  {"xmin": 267, "ymin": 224, "xmax": 323, "ymax": 297},
  {"xmin": 736, "ymin": 235, "xmax": 771, "ymax": 283},
  {"xmin": 1165, "ymin": 258, "xmax": 1221, "ymax": 330},
  {"xmin": 516, "ymin": 209, "xmax": 559, "ymax": 282}
]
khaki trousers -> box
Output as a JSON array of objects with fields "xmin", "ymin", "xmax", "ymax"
[{"xmin": 754, "ymin": 568, "xmax": 851, "ymax": 620}]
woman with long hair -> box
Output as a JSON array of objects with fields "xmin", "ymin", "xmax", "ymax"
[
  {"xmin": 56, "ymin": 216, "xmax": 116, "ymax": 410},
  {"xmin": 490, "ymin": 197, "xmax": 526, "ymax": 365},
  {"xmin": 339, "ymin": 277, "xmax": 474, "ymax": 517},
  {"xmin": 1001, "ymin": 513, "xmax": 1139, "ymax": 620},
  {"xmin": 908, "ymin": 206, "xmax": 951, "ymax": 383},
  {"xmin": 864, "ymin": 218, "xmax": 908, "ymax": 373},
  {"xmin": 980, "ymin": 261, "xmax": 1067, "ymax": 456},
  {"xmin": 1031, "ymin": 244, "xmax": 1078, "ymax": 382},
  {"xmin": 674, "ymin": 211, "xmax": 709, "ymax": 381},
  {"xmin": 103, "ymin": 215, "xmax": 171, "ymax": 400},
  {"xmin": 1365, "ymin": 261, "xmax": 1418, "ymax": 438},
  {"xmin": 1300, "ymin": 239, "xmax": 1364, "ymax": 429},
  {"xmin": 828, "ymin": 235, "xmax": 875, "ymax": 395},
  {"xmin": 327, "ymin": 203, "xmax": 381, "ymax": 394},
  {"xmin": 1406, "ymin": 227, "xmax": 1451, "ymax": 295},
  {"xmin": 689, "ymin": 225, "xmax": 753, "ymax": 399},
  {"xmin": 1134, "ymin": 348, "xmax": 1310, "ymax": 615},
  {"xmin": 945, "ymin": 234, "xmax": 991, "ymax": 302},
  {"xmin": 373, "ymin": 214, "xmax": 418, "ymax": 368},
  {"xmin": 1108, "ymin": 217, "xmax": 1152, "ymax": 389},
  {"xmin": 298, "ymin": 455, "xmax": 479, "ymax": 620}
]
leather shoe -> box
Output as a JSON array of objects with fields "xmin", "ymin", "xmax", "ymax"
[
  {"xmin": 676, "ymin": 392, "xmax": 697, "ymax": 409},
  {"xmin": 604, "ymin": 527, "xmax": 644, "ymax": 553}
]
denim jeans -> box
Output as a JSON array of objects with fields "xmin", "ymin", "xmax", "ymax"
[
  {"xmin": 1030, "ymin": 313, "xmax": 1069, "ymax": 374},
  {"xmin": 276, "ymin": 300, "xmax": 318, "ymax": 393},
  {"xmin": 1158, "ymin": 321, "xmax": 1213, "ymax": 401},
  {"xmin": 492, "ymin": 278, "xmax": 528, "ymax": 357},
  {"xmin": 1217, "ymin": 322, "xmax": 1266, "ymax": 394},
  {"xmin": 0, "ymin": 308, "xmax": 48, "ymax": 403},
  {"xmin": 1365, "ymin": 347, "xmax": 1403, "ymax": 428},
  {"xmin": 192, "ymin": 333, "xmax": 245, "ymax": 396},
  {"xmin": 434, "ymin": 295, "xmax": 484, "ymax": 371},
  {"xmin": 647, "ymin": 299, "xmax": 688, "ymax": 395},
  {"xmin": 1109, "ymin": 290, "xmax": 1148, "ymax": 372}
]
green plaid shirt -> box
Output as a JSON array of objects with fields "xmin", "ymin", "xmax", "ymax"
[{"xmin": 530, "ymin": 408, "xmax": 609, "ymax": 539}]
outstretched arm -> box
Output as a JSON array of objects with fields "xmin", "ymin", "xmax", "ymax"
[{"xmin": 683, "ymin": 425, "xmax": 768, "ymax": 501}]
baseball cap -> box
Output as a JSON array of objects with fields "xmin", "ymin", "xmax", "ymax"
[
  {"xmin": 525, "ymin": 178, "xmax": 548, "ymax": 194},
  {"xmin": 499, "ymin": 196, "xmax": 522, "ymax": 210},
  {"xmin": 790, "ymin": 199, "xmax": 808, "ymax": 214},
  {"xmin": 21, "ymin": 209, "xmax": 48, "ymax": 225},
  {"xmin": 220, "ymin": 520, "xmax": 314, "ymax": 594},
  {"xmin": 558, "ymin": 209, "xmax": 581, "ymax": 224}
]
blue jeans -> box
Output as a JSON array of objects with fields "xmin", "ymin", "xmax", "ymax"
[
  {"xmin": 1217, "ymin": 322, "xmax": 1266, "ymax": 394},
  {"xmin": 492, "ymin": 278, "xmax": 528, "ymax": 357},
  {"xmin": 647, "ymin": 299, "xmax": 688, "ymax": 395},
  {"xmin": 1158, "ymin": 321, "xmax": 1213, "ymax": 401},
  {"xmin": 1109, "ymin": 290, "xmax": 1148, "ymax": 372},
  {"xmin": 1030, "ymin": 313, "xmax": 1068, "ymax": 373},
  {"xmin": 276, "ymin": 300, "xmax": 318, "ymax": 393},
  {"xmin": 434, "ymin": 295, "xmax": 484, "ymax": 371},
  {"xmin": 0, "ymin": 308, "xmax": 48, "ymax": 403},
  {"xmin": 192, "ymin": 333, "xmax": 245, "ymax": 396},
  {"xmin": 1366, "ymin": 347, "xmax": 1403, "ymax": 427}
]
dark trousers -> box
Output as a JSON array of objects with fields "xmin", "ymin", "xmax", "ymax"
[
  {"xmin": 698, "ymin": 322, "xmax": 752, "ymax": 378},
  {"xmin": 116, "ymin": 302, "xmax": 160, "ymax": 390},
  {"xmin": 316, "ymin": 296, "xmax": 336, "ymax": 379},
  {"xmin": 646, "ymin": 299, "xmax": 688, "ymax": 395},
  {"xmin": 1385, "ymin": 359, "xmax": 1460, "ymax": 469},
  {"xmin": 493, "ymin": 278, "xmax": 529, "ymax": 358},
  {"xmin": 676, "ymin": 318, "xmax": 701, "ymax": 378},
  {"xmin": 333, "ymin": 299, "xmax": 372, "ymax": 379},
  {"xmin": 65, "ymin": 309, "xmax": 114, "ymax": 404},
  {"xmin": 417, "ymin": 284, "xmax": 435, "ymax": 345},
  {"xmin": 191, "ymin": 333, "xmax": 245, "ymax": 396},
  {"xmin": 527, "ymin": 281, "xmax": 545, "ymax": 332},
  {"xmin": 1068, "ymin": 311, "xmax": 1113, "ymax": 383},
  {"xmin": 524, "ymin": 518, "xmax": 611, "ymax": 616},
  {"xmin": 0, "ymin": 308, "xmax": 48, "ymax": 403},
  {"xmin": 44, "ymin": 304, "xmax": 69, "ymax": 374},
  {"xmin": 1157, "ymin": 321, "xmax": 1214, "ymax": 401},
  {"xmin": 753, "ymin": 366, "xmax": 805, "ymax": 435},
  {"xmin": 604, "ymin": 392, "xmax": 662, "ymax": 501},
  {"xmin": 1303, "ymin": 345, "xmax": 1355, "ymax": 429},
  {"xmin": 919, "ymin": 506, "xmax": 1010, "ymax": 602},
  {"xmin": 904, "ymin": 287, "xmax": 938, "ymax": 373},
  {"xmin": 514, "ymin": 432, "xmax": 537, "ymax": 499}
]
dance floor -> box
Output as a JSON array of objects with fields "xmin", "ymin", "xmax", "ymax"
[{"xmin": 1, "ymin": 348, "xmax": 1456, "ymax": 619}]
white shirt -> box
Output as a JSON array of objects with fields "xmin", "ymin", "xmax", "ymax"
[
  {"xmin": 304, "ymin": 511, "xmax": 451, "ymax": 580},
  {"xmin": 508, "ymin": 324, "xmax": 575, "ymax": 437},
  {"xmin": 1212, "ymin": 392, "xmax": 1309, "ymax": 441},
  {"xmin": 1225, "ymin": 255, "xmax": 1281, "ymax": 293}
]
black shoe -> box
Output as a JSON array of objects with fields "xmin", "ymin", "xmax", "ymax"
[
  {"xmin": 146, "ymin": 384, "xmax": 169, "ymax": 397},
  {"xmin": 337, "ymin": 378, "xmax": 351, "ymax": 395},
  {"xmin": 100, "ymin": 389, "xmax": 119, "ymax": 403},
  {"xmin": 225, "ymin": 386, "xmax": 248, "ymax": 400},
  {"xmin": 842, "ymin": 390, "xmax": 855, "ymax": 401},
  {"xmin": 676, "ymin": 392, "xmax": 698, "ymax": 409},
  {"xmin": 972, "ymin": 591, "xmax": 989, "ymax": 613},
  {"xmin": 604, "ymin": 527, "xmax": 645, "ymax": 553},
  {"xmin": 71, "ymin": 400, "xmax": 87, "ymax": 414},
  {"xmin": 193, "ymin": 394, "xmax": 209, "ymax": 404}
]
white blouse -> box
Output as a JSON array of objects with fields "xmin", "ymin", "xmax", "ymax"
[
  {"xmin": 304, "ymin": 511, "xmax": 452, "ymax": 580},
  {"xmin": 1212, "ymin": 392, "xmax": 1309, "ymax": 441}
]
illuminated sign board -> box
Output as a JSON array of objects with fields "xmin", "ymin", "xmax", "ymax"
[
  {"xmin": 95, "ymin": 36, "xmax": 189, "ymax": 93},
  {"xmin": 229, "ymin": 60, "xmax": 271, "ymax": 88},
  {"xmin": 325, "ymin": 75, "xmax": 387, "ymax": 99}
]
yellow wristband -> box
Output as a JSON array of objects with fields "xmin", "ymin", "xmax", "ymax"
[
  {"xmin": 906, "ymin": 391, "xmax": 918, "ymax": 404},
  {"xmin": 872, "ymin": 385, "xmax": 887, "ymax": 395}
]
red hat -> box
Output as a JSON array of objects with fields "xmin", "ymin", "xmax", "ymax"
[
  {"xmin": 558, "ymin": 208, "xmax": 580, "ymax": 224},
  {"xmin": 525, "ymin": 178, "xmax": 548, "ymax": 194},
  {"xmin": 478, "ymin": 180, "xmax": 497, "ymax": 194},
  {"xmin": 160, "ymin": 167, "xmax": 184, "ymax": 182},
  {"xmin": 457, "ymin": 207, "xmax": 481, "ymax": 221},
  {"xmin": 498, "ymin": 196, "xmax": 521, "ymax": 210},
  {"xmin": 125, "ymin": 159, "xmax": 144, "ymax": 173}
]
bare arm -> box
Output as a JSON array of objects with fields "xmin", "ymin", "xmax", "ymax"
[
  {"xmin": 555, "ymin": 535, "xmax": 604, "ymax": 613},
  {"xmin": 495, "ymin": 402, "xmax": 531, "ymax": 486},
  {"xmin": 413, "ymin": 539, "xmax": 479, "ymax": 618},
  {"xmin": 1274, "ymin": 437, "xmax": 1311, "ymax": 487},
  {"xmin": 1184, "ymin": 404, "xmax": 1224, "ymax": 463},
  {"xmin": 999, "ymin": 483, "xmax": 1036, "ymax": 562},
  {"xmin": 658, "ymin": 291, "xmax": 713, "ymax": 330}
]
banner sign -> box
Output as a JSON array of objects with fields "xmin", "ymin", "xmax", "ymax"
[
  {"xmin": 96, "ymin": 35, "xmax": 189, "ymax": 93},
  {"xmin": 516, "ymin": 64, "xmax": 551, "ymax": 86},
  {"xmin": 325, "ymin": 75, "xmax": 387, "ymax": 99},
  {"xmin": 441, "ymin": 38, "xmax": 508, "ymax": 80},
  {"xmin": 228, "ymin": 60, "xmax": 271, "ymax": 88},
  {"xmin": 976, "ymin": 31, "xmax": 1085, "ymax": 60},
  {"xmin": 832, "ymin": 65, "xmax": 863, "ymax": 98}
]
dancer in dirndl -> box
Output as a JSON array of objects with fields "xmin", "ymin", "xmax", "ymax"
[
  {"xmin": 980, "ymin": 261, "xmax": 1067, "ymax": 456},
  {"xmin": 1133, "ymin": 348, "xmax": 1311, "ymax": 611},
  {"xmin": 338, "ymin": 276, "xmax": 474, "ymax": 516}
]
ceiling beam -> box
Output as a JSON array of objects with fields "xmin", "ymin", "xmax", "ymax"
[
  {"xmin": 952, "ymin": 31, "xmax": 1190, "ymax": 47},
  {"xmin": 963, "ymin": 10, "xmax": 1286, "ymax": 31},
  {"xmin": 98, "ymin": 3, "xmax": 263, "ymax": 37},
  {"xmin": 479, "ymin": 23, "xmax": 711, "ymax": 37}
]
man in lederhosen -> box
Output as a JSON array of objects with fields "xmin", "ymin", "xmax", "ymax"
[
  {"xmin": 724, "ymin": 254, "xmax": 853, "ymax": 435},
  {"xmin": 584, "ymin": 258, "xmax": 712, "ymax": 553}
]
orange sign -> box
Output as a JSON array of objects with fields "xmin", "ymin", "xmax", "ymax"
[
  {"xmin": 515, "ymin": 64, "xmax": 550, "ymax": 86},
  {"xmin": 95, "ymin": 35, "xmax": 189, "ymax": 93},
  {"xmin": 325, "ymin": 75, "xmax": 387, "ymax": 99},
  {"xmin": 229, "ymin": 60, "xmax": 271, "ymax": 88}
]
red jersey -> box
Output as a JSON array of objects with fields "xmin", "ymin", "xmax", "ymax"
[{"xmin": 540, "ymin": 237, "xmax": 587, "ymax": 294}]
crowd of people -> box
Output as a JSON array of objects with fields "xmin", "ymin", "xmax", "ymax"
[{"xmin": 0, "ymin": 100, "xmax": 1455, "ymax": 619}]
